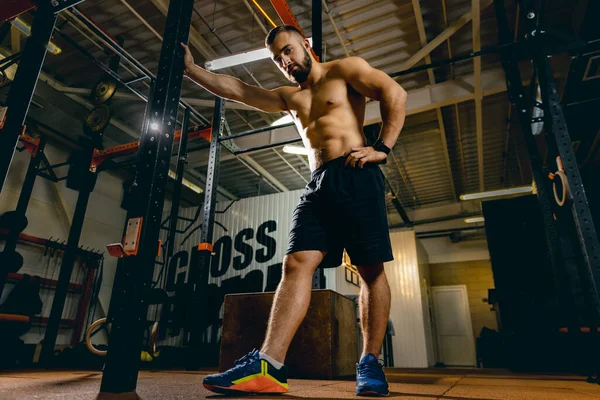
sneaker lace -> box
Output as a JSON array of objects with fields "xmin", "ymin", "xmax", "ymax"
[
  {"xmin": 357, "ymin": 360, "xmax": 384, "ymax": 378},
  {"xmin": 233, "ymin": 350, "xmax": 258, "ymax": 368}
]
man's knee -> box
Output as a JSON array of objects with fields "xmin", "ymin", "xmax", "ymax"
[
  {"xmin": 357, "ymin": 263, "xmax": 386, "ymax": 285},
  {"xmin": 283, "ymin": 251, "xmax": 324, "ymax": 278}
]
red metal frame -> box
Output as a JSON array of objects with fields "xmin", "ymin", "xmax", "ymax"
[
  {"xmin": 6, "ymin": 272, "xmax": 84, "ymax": 293},
  {"xmin": 1, "ymin": 229, "xmax": 98, "ymax": 344},
  {"xmin": 1, "ymin": 0, "xmax": 35, "ymax": 23},
  {"xmin": 19, "ymin": 131, "xmax": 41, "ymax": 157},
  {"xmin": 269, "ymin": 0, "xmax": 319, "ymax": 61},
  {"xmin": 89, "ymin": 127, "xmax": 212, "ymax": 172}
]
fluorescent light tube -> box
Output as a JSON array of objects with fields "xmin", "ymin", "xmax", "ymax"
[
  {"xmin": 282, "ymin": 145, "xmax": 308, "ymax": 155},
  {"xmin": 11, "ymin": 17, "xmax": 62, "ymax": 55},
  {"xmin": 465, "ymin": 217, "xmax": 485, "ymax": 224},
  {"xmin": 460, "ymin": 186, "xmax": 533, "ymax": 201},
  {"xmin": 205, "ymin": 38, "xmax": 312, "ymax": 71}
]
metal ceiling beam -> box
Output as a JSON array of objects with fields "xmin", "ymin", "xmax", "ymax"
[
  {"xmin": 472, "ymin": 0, "xmax": 484, "ymax": 191},
  {"xmin": 399, "ymin": 0, "xmax": 492, "ymax": 71},
  {"xmin": 321, "ymin": 0, "xmax": 350, "ymax": 58},
  {"xmin": 411, "ymin": 0, "xmax": 457, "ymax": 202}
]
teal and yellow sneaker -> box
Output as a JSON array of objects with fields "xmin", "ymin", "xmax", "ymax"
[
  {"xmin": 356, "ymin": 353, "xmax": 390, "ymax": 397},
  {"xmin": 203, "ymin": 349, "xmax": 288, "ymax": 395}
]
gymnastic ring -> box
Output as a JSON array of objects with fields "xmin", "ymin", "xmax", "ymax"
[
  {"xmin": 552, "ymin": 170, "xmax": 569, "ymax": 207},
  {"xmin": 149, "ymin": 321, "xmax": 159, "ymax": 354},
  {"xmin": 85, "ymin": 317, "xmax": 108, "ymax": 357}
]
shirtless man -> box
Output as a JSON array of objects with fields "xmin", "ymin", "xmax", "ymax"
[{"xmin": 181, "ymin": 25, "xmax": 407, "ymax": 397}]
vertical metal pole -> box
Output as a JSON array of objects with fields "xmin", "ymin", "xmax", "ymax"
[
  {"xmin": 517, "ymin": 0, "xmax": 600, "ymax": 324},
  {"xmin": 0, "ymin": 1, "xmax": 56, "ymax": 193},
  {"xmin": 310, "ymin": 0, "xmax": 326, "ymax": 289},
  {"xmin": 535, "ymin": 54, "xmax": 600, "ymax": 318},
  {"xmin": 0, "ymin": 138, "xmax": 46, "ymax": 298},
  {"xmin": 167, "ymin": 108, "xmax": 190, "ymax": 259},
  {"xmin": 40, "ymin": 180, "xmax": 92, "ymax": 365},
  {"xmin": 312, "ymin": 0, "xmax": 322, "ymax": 61},
  {"xmin": 187, "ymin": 98, "xmax": 224, "ymax": 358},
  {"xmin": 100, "ymin": 0, "xmax": 194, "ymax": 392},
  {"xmin": 493, "ymin": 0, "xmax": 570, "ymax": 321}
]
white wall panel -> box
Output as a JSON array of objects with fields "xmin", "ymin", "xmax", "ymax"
[
  {"xmin": 153, "ymin": 189, "xmax": 307, "ymax": 347},
  {"xmin": 385, "ymin": 230, "xmax": 429, "ymax": 367},
  {"xmin": 416, "ymin": 238, "xmax": 436, "ymax": 366}
]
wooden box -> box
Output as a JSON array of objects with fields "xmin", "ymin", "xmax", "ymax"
[{"xmin": 220, "ymin": 289, "xmax": 358, "ymax": 379}]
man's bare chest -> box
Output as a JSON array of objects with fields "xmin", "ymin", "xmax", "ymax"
[{"xmin": 287, "ymin": 78, "xmax": 353, "ymax": 122}]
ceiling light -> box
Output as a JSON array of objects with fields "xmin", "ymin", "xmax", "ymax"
[
  {"xmin": 282, "ymin": 145, "xmax": 308, "ymax": 156},
  {"xmin": 11, "ymin": 17, "xmax": 62, "ymax": 55},
  {"xmin": 465, "ymin": 217, "xmax": 485, "ymax": 224},
  {"xmin": 459, "ymin": 186, "xmax": 533, "ymax": 201},
  {"xmin": 205, "ymin": 38, "xmax": 312, "ymax": 71},
  {"xmin": 271, "ymin": 114, "xmax": 294, "ymax": 126}
]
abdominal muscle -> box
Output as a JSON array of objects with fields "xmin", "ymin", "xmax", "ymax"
[{"xmin": 298, "ymin": 109, "xmax": 366, "ymax": 171}]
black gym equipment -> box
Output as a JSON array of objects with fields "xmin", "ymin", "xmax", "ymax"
[
  {"xmin": 486, "ymin": 0, "xmax": 600, "ymax": 374},
  {"xmin": 0, "ymin": 137, "xmax": 46, "ymax": 298},
  {"xmin": 91, "ymin": 77, "xmax": 117, "ymax": 106},
  {"xmin": 83, "ymin": 105, "xmax": 111, "ymax": 141},
  {"xmin": 99, "ymin": 0, "xmax": 195, "ymax": 393}
]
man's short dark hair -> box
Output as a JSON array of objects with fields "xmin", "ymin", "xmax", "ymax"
[{"xmin": 265, "ymin": 25, "xmax": 305, "ymax": 47}]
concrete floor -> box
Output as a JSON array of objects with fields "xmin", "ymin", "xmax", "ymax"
[{"xmin": 1, "ymin": 368, "xmax": 600, "ymax": 399}]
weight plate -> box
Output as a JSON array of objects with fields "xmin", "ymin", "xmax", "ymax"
[
  {"xmin": 0, "ymin": 211, "xmax": 28, "ymax": 233},
  {"xmin": 0, "ymin": 250, "xmax": 24, "ymax": 273},
  {"xmin": 91, "ymin": 78, "xmax": 117, "ymax": 105},
  {"xmin": 84, "ymin": 105, "xmax": 111, "ymax": 136}
]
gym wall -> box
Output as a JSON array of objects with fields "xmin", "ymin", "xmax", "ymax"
[
  {"xmin": 385, "ymin": 230, "xmax": 435, "ymax": 368},
  {"xmin": 429, "ymin": 260, "xmax": 498, "ymax": 338},
  {"xmin": 0, "ymin": 140, "xmax": 126, "ymax": 346},
  {"xmin": 421, "ymin": 237, "xmax": 490, "ymax": 264}
]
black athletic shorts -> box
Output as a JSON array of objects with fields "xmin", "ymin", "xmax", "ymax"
[{"xmin": 286, "ymin": 156, "xmax": 394, "ymax": 268}]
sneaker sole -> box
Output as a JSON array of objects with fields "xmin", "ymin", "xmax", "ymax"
[
  {"xmin": 203, "ymin": 383, "xmax": 287, "ymax": 395},
  {"xmin": 357, "ymin": 389, "xmax": 390, "ymax": 397}
]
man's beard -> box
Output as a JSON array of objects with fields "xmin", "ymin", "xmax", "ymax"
[{"xmin": 290, "ymin": 48, "xmax": 312, "ymax": 83}]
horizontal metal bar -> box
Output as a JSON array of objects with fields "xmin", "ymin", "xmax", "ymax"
[
  {"xmin": 36, "ymin": 172, "xmax": 57, "ymax": 182},
  {"xmin": 391, "ymin": 46, "xmax": 500, "ymax": 78},
  {"xmin": 124, "ymin": 75, "xmax": 147, "ymax": 85},
  {"xmin": 390, "ymin": 211, "xmax": 482, "ymax": 228},
  {"xmin": 219, "ymin": 122, "xmax": 296, "ymax": 141},
  {"xmin": 416, "ymin": 226, "xmax": 484, "ymax": 236},
  {"xmin": 38, "ymin": 160, "xmax": 70, "ymax": 172},
  {"xmin": 52, "ymin": 0, "xmax": 86, "ymax": 13},
  {"xmin": 0, "ymin": 52, "xmax": 21, "ymax": 71},
  {"xmin": 233, "ymin": 137, "xmax": 303, "ymax": 155}
]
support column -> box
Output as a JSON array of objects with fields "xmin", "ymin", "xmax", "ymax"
[
  {"xmin": 167, "ymin": 108, "xmax": 190, "ymax": 259},
  {"xmin": 0, "ymin": 1, "xmax": 56, "ymax": 193},
  {"xmin": 187, "ymin": 97, "xmax": 225, "ymax": 367},
  {"xmin": 99, "ymin": 0, "xmax": 194, "ymax": 393}
]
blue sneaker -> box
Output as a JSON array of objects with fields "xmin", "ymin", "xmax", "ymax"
[
  {"xmin": 356, "ymin": 353, "xmax": 389, "ymax": 396},
  {"xmin": 203, "ymin": 349, "xmax": 288, "ymax": 395}
]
